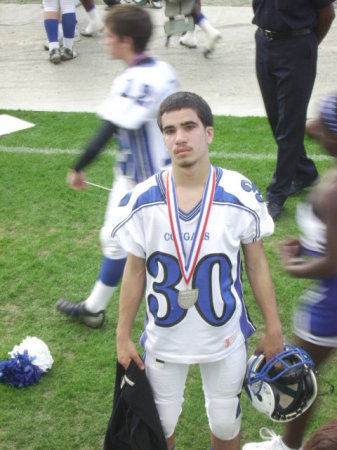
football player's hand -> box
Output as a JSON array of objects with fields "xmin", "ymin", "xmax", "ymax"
[
  {"xmin": 117, "ymin": 337, "xmax": 144, "ymax": 371},
  {"xmin": 279, "ymin": 238, "xmax": 303, "ymax": 273},
  {"xmin": 67, "ymin": 169, "xmax": 87, "ymax": 190},
  {"xmin": 255, "ymin": 330, "xmax": 283, "ymax": 362}
]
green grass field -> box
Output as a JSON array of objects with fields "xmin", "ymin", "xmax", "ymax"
[{"xmin": 0, "ymin": 109, "xmax": 336, "ymax": 449}]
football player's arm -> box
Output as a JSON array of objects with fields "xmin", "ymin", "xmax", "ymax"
[
  {"xmin": 242, "ymin": 240, "xmax": 283, "ymax": 360},
  {"xmin": 280, "ymin": 190, "xmax": 337, "ymax": 279},
  {"xmin": 67, "ymin": 121, "xmax": 116, "ymax": 190},
  {"xmin": 116, "ymin": 253, "xmax": 146, "ymax": 371}
]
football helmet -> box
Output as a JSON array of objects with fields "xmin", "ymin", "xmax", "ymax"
[{"xmin": 245, "ymin": 344, "xmax": 317, "ymax": 422}]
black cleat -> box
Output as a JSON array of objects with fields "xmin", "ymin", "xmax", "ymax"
[{"xmin": 56, "ymin": 299, "xmax": 105, "ymax": 328}]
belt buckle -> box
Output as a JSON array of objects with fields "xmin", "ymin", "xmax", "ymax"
[{"xmin": 264, "ymin": 29, "xmax": 274, "ymax": 41}]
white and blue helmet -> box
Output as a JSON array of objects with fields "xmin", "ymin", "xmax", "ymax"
[{"xmin": 245, "ymin": 344, "xmax": 317, "ymax": 422}]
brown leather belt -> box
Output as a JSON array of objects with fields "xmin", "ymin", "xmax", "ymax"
[{"xmin": 258, "ymin": 27, "xmax": 312, "ymax": 41}]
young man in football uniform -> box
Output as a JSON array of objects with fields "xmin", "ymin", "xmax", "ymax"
[
  {"xmin": 56, "ymin": 4, "xmax": 179, "ymax": 327},
  {"xmin": 114, "ymin": 91, "xmax": 283, "ymax": 450}
]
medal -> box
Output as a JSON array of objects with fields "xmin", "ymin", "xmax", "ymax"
[
  {"xmin": 178, "ymin": 289, "xmax": 199, "ymax": 309},
  {"xmin": 166, "ymin": 165, "xmax": 216, "ymax": 306}
]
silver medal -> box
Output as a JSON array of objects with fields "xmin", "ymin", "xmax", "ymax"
[{"xmin": 178, "ymin": 288, "xmax": 199, "ymax": 309}]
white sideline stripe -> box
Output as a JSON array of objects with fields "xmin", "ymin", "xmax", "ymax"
[{"xmin": 0, "ymin": 145, "xmax": 331, "ymax": 162}]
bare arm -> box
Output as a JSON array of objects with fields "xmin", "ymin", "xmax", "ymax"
[
  {"xmin": 316, "ymin": 3, "xmax": 335, "ymax": 44},
  {"xmin": 116, "ymin": 253, "xmax": 146, "ymax": 370},
  {"xmin": 280, "ymin": 190, "xmax": 337, "ymax": 279},
  {"xmin": 242, "ymin": 240, "xmax": 283, "ymax": 360}
]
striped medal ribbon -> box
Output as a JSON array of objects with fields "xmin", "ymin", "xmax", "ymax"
[{"xmin": 166, "ymin": 165, "xmax": 216, "ymax": 309}]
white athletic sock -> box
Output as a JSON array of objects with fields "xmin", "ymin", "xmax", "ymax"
[
  {"xmin": 62, "ymin": 37, "xmax": 73, "ymax": 50},
  {"xmin": 85, "ymin": 280, "xmax": 116, "ymax": 313},
  {"xmin": 88, "ymin": 8, "xmax": 103, "ymax": 25},
  {"xmin": 49, "ymin": 41, "xmax": 59, "ymax": 50}
]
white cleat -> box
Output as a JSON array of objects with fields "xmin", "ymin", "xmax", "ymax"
[
  {"xmin": 203, "ymin": 30, "xmax": 221, "ymax": 58},
  {"xmin": 179, "ymin": 31, "xmax": 198, "ymax": 49},
  {"xmin": 80, "ymin": 19, "xmax": 104, "ymax": 37}
]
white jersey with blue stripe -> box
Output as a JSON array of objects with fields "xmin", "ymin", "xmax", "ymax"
[
  {"xmin": 113, "ymin": 166, "xmax": 274, "ymax": 363},
  {"xmin": 97, "ymin": 58, "xmax": 178, "ymax": 182},
  {"xmin": 293, "ymin": 202, "xmax": 337, "ymax": 346}
]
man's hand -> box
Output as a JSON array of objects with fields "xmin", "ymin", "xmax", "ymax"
[
  {"xmin": 67, "ymin": 169, "xmax": 87, "ymax": 190},
  {"xmin": 279, "ymin": 238, "xmax": 304, "ymax": 275},
  {"xmin": 117, "ymin": 336, "xmax": 145, "ymax": 371},
  {"xmin": 255, "ymin": 330, "xmax": 284, "ymax": 361}
]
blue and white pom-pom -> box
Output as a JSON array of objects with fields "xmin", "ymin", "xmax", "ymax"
[{"xmin": 0, "ymin": 337, "xmax": 53, "ymax": 388}]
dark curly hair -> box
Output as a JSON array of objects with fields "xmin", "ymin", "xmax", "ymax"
[{"xmin": 303, "ymin": 419, "xmax": 337, "ymax": 450}]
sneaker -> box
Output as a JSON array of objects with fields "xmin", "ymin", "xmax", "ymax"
[
  {"xmin": 80, "ymin": 19, "xmax": 104, "ymax": 37},
  {"xmin": 267, "ymin": 201, "xmax": 283, "ymax": 221},
  {"xmin": 60, "ymin": 47, "xmax": 77, "ymax": 61},
  {"xmin": 179, "ymin": 32, "xmax": 198, "ymax": 49},
  {"xmin": 243, "ymin": 428, "xmax": 291, "ymax": 450},
  {"xmin": 56, "ymin": 299, "xmax": 105, "ymax": 328},
  {"xmin": 49, "ymin": 48, "xmax": 61, "ymax": 64},
  {"xmin": 289, "ymin": 176, "xmax": 320, "ymax": 196}
]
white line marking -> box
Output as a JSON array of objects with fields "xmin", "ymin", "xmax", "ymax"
[{"xmin": 0, "ymin": 145, "xmax": 332, "ymax": 161}]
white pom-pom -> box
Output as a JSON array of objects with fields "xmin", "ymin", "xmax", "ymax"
[{"xmin": 9, "ymin": 336, "xmax": 53, "ymax": 372}]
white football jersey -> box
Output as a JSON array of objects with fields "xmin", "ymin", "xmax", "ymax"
[
  {"xmin": 97, "ymin": 58, "xmax": 179, "ymax": 182},
  {"xmin": 112, "ymin": 166, "xmax": 274, "ymax": 364}
]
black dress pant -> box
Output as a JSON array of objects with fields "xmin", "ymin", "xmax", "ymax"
[{"xmin": 255, "ymin": 30, "xmax": 319, "ymax": 205}]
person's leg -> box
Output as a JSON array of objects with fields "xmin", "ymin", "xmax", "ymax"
[
  {"xmin": 145, "ymin": 353, "xmax": 189, "ymax": 450},
  {"xmin": 56, "ymin": 174, "xmax": 132, "ymax": 327},
  {"xmin": 282, "ymin": 338, "xmax": 333, "ymax": 450},
  {"xmin": 266, "ymin": 35, "xmax": 318, "ymax": 206},
  {"xmin": 195, "ymin": 11, "xmax": 221, "ymax": 57},
  {"xmin": 211, "ymin": 433, "xmax": 240, "ymax": 450},
  {"xmin": 43, "ymin": 0, "xmax": 61, "ymax": 63},
  {"xmin": 80, "ymin": 0, "xmax": 103, "ymax": 37},
  {"xmin": 179, "ymin": 0, "xmax": 199, "ymax": 48},
  {"xmin": 60, "ymin": 0, "xmax": 77, "ymax": 59},
  {"xmin": 201, "ymin": 343, "xmax": 247, "ymax": 450}
]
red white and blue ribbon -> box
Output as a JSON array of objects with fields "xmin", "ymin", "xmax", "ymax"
[{"xmin": 166, "ymin": 165, "xmax": 216, "ymax": 286}]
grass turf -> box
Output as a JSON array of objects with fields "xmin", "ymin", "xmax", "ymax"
[{"xmin": 0, "ymin": 110, "xmax": 336, "ymax": 449}]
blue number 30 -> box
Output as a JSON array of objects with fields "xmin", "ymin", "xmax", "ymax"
[{"xmin": 146, "ymin": 252, "xmax": 236, "ymax": 327}]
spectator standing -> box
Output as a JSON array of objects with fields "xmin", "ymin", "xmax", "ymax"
[{"xmin": 252, "ymin": 0, "xmax": 335, "ymax": 220}]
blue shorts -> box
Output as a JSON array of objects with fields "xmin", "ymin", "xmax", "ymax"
[{"xmin": 293, "ymin": 276, "xmax": 337, "ymax": 347}]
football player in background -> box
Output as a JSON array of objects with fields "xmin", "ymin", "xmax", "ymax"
[
  {"xmin": 114, "ymin": 91, "xmax": 283, "ymax": 450},
  {"xmin": 56, "ymin": 4, "xmax": 179, "ymax": 327},
  {"xmin": 243, "ymin": 95, "xmax": 337, "ymax": 450}
]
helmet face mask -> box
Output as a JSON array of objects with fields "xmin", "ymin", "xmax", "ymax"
[{"xmin": 245, "ymin": 344, "xmax": 318, "ymax": 422}]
